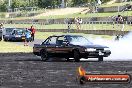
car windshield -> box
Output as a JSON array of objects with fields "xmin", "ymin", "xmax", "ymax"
[
  {"xmin": 67, "ymin": 36, "xmax": 93, "ymax": 45},
  {"xmin": 16, "ymin": 30, "xmax": 23, "ymax": 35},
  {"xmin": 15, "ymin": 29, "xmax": 26, "ymax": 35},
  {"xmin": 5, "ymin": 28, "xmax": 14, "ymax": 34}
]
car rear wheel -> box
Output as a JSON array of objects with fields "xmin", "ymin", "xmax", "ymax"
[
  {"xmin": 98, "ymin": 56, "xmax": 103, "ymax": 61},
  {"xmin": 40, "ymin": 49, "xmax": 48, "ymax": 61},
  {"xmin": 0, "ymin": 38, "xmax": 2, "ymax": 41},
  {"xmin": 73, "ymin": 50, "xmax": 80, "ymax": 62}
]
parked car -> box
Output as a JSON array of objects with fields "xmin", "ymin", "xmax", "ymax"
[
  {"xmin": 2, "ymin": 28, "xmax": 15, "ymax": 41},
  {"xmin": 33, "ymin": 35, "xmax": 111, "ymax": 62},
  {"xmin": 4, "ymin": 28, "xmax": 32, "ymax": 41}
]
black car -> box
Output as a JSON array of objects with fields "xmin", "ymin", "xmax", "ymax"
[{"xmin": 33, "ymin": 35, "xmax": 111, "ymax": 62}]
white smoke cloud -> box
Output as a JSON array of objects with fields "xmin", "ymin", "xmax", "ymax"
[{"xmin": 89, "ymin": 33, "xmax": 132, "ymax": 61}]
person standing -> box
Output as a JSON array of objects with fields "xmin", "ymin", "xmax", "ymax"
[
  {"xmin": 29, "ymin": 25, "xmax": 36, "ymax": 41},
  {"xmin": 117, "ymin": 15, "xmax": 124, "ymax": 31},
  {"xmin": 75, "ymin": 17, "xmax": 82, "ymax": 30},
  {"xmin": 75, "ymin": 17, "xmax": 79, "ymax": 30},
  {"xmin": 24, "ymin": 29, "xmax": 31, "ymax": 46},
  {"xmin": 78, "ymin": 17, "xmax": 82, "ymax": 30},
  {"xmin": 0, "ymin": 23, "xmax": 4, "ymax": 41},
  {"xmin": 67, "ymin": 18, "xmax": 74, "ymax": 33}
]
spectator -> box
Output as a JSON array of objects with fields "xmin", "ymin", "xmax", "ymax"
[
  {"xmin": 116, "ymin": 15, "xmax": 124, "ymax": 31},
  {"xmin": 78, "ymin": 17, "xmax": 82, "ymax": 30},
  {"xmin": 75, "ymin": 17, "xmax": 82, "ymax": 30},
  {"xmin": 29, "ymin": 25, "xmax": 36, "ymax": 41},
  {"xmin": 75, "ymin": 17, "xmax": 79, "ymax": 30},
  {"xmin": 0, "ymin": 23, "xmax": 3, "ymax": 28},
  {"xmin": 67, "ymin": 18, "xmax": 74, "ymax": 33},
  {"xmin": 24, "ymin": 29, "xmax": 31, "ymax": 46}
]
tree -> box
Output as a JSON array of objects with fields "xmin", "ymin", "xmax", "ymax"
[
  {"xmin": 38, "ymin": 0, "xmax": 61, "ymax": 8},
  {"xmin": 72, "ymin": 0, "xmax": 93, "ymax": 6},
  {"xmin": 11, "ymin": 0, "xmax": 21, "ymax": 9},
  {"xmin": 0, "ymin": 0, "xmax": 7, "ymax": 12}
]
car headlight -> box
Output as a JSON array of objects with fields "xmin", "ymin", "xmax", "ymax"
[
  {"xmin": 85, "ymin": 48, "xmax": 96, "ymax": 52},
  {"xmin": 104, "ymin": 48, "xmax": 110, "ymax": 51}
]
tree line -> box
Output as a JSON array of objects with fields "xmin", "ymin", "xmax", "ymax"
[{"xmin": 0, "ymin": 0, "xmax": 111, "ymax": 12}]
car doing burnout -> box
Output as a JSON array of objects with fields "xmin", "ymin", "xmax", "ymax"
[{"xmin": 33, "ymin": 35, "xmax": 111, "ymax": 62}]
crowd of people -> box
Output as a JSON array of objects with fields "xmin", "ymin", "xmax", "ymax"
[{"xmin": 67, "ymin": 15, "xmax": 125, "ymax": 32}]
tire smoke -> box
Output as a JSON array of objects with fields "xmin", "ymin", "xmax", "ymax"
[{"xmin": 89, "ymin": 32, "xmax": 132, "ymax": 61}]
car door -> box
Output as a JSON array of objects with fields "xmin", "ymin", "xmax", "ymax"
[
  {"xmin": 55, "ymin": 36, "xmax": 73, "ymax": 56},
  {"xmin": 42, "ymin": 36, "xmax": 57, "ymax": 55}
]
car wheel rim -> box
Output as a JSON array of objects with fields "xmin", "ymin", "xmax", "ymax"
[{"xmin": 41, "ymin": 51, "xmax": 47, "ymax": 61}]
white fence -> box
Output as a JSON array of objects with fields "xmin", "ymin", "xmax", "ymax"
[{"xmin": 3, "ymin": 21, "xmax": 132, "ymax": 31}]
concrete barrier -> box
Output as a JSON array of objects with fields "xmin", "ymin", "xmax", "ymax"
[{"xmin": 36, "ymin": 29, "xmax": 130, "ymax": 36}]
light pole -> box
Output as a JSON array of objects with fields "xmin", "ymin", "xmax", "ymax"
[
  {"xmin": 61, "ymin": 0, "xmax": 65, "ymax": 8},
  {"xmin": 8, "ymin": 0, "xmax": 11, "ymax": 7},
  {"xmin": 8, "ymin": 0, "xmax": 12, "ymax": 12}
]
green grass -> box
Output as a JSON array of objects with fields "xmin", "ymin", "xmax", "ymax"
[
  {"xmin": 1, "ymin": 10, "xmax": 131, "ymax": 20},
  {"xmin": 0, "ymin": 41, "xmax": 32, "ymax": 53},
  {"xmin": 0, "ymin": 9, "xmax": 132, "ymax": 20},
  {"xmin": 35, "ymin": 32, "xmax": 114, "ymax": 40},
  {"xmin": 4, "ymin": 23, "xmax": 132, "ymax": 31},
  {"xmin": 1, "ymin": 6, "xmax": 132, "ymax": 20},
  {"xmin": 35, "ymin": 11, "xmax": 132, "ymax": 19}
]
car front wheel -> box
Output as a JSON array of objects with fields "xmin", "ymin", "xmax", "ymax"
[
  {"xmin": 40, "ymin": 49, "xmax": 48, "ymax": 61},
  {"xmin": 98, "ymin": 56, "xmax": 103, "ymax": 61},
  {"xmin": 73, "ymin": 50, "xmax": 80, "ymax": 62},
  {"xmin": 66, "ymin": 57, "xmax": 70, "ymax": 62}
]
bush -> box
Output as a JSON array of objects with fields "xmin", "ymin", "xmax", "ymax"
[{"xmin": 0, "ymin": 13, "xmax": 6, "ymax": 18}]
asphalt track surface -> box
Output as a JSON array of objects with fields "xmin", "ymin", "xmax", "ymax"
[
  {"xmin": 0, "ymin": 53, "xmax": 132, "ymax": 88},
  {"xmin": 0, "ymin": 39, "xmax": 132, "ymax": 88}
]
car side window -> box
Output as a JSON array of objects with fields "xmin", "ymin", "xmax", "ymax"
[
  {"xmin": 57, "ymin": 36, "xmax": 67, "ymax": 45},
  {"xmin": 43, "ymin": 37, "xmax": 57, "ymax": 45},
  {"xmin": 49, "ymin": 37, "xmax": 57, "ymax": 45},
  {"xmin": 42, "ymin": 38, "xmax": 49, "ymax": 45}
]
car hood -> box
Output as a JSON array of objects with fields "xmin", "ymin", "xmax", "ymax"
[{"xmin": 79, "ymin": 44, "xmax": 109, "ymax": 49}]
